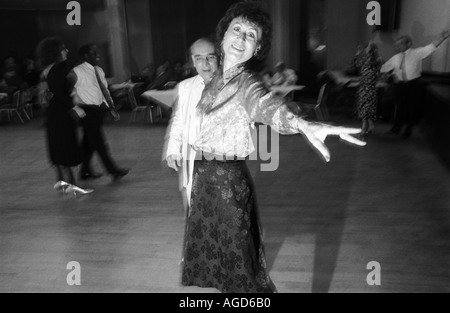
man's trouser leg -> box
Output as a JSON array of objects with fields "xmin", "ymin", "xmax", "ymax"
[{"xmin": 81, "ymin": 106, "xmax": 118, "ymax": 174}]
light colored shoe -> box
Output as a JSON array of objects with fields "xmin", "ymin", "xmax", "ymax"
[
  {"xmin": 54, "ymin": 181, "xmax": 70, "ymax": 191},
  {"xmin": 65, "ymin": 185, "xmax": 94, "ymax": 196}
]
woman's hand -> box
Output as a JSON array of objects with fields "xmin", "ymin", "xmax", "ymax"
[
  {"xmin": 302, "ymin": 122, "xmax": 366, "ymax": 162},
  {"xmin": 72, "ymin": 105, "xmax": 86, "ymax": 118}
]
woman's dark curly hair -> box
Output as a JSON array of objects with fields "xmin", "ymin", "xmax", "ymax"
[
  {"xmin": 216, "ymin": 1, "xmax": 272, "ymax": 71},
  {"xmin": 36, "ymin": 37, "xmax": 65, "ymax": 69}
]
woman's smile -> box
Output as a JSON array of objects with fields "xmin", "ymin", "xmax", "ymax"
[{"xmin": 231, "ymin": 43, "xmax": 245, "ymax": 52}]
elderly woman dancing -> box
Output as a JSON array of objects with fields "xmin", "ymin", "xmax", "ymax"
[{"xmin": 178, "ymin": 2, "xmax": 365, "ymax": 293}]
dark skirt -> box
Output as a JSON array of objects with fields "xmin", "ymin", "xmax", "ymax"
[
  {"xmin": 356, "ymin": 81, "xmax": 378, "ymax": 121},
  {"xmin": 181, "ymin": 158, "xmax": 277, "ymax": 293},
  {"xmin": 45, "ymin": 61, "xmax": 81, "ymax": 168},
  {"xmin": 46, "ymin": 104, "xmax": 81, "ymax": 167}
]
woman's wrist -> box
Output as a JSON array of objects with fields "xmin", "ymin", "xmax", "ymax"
[{"xmin": 297, "ymin": 117, "xmax": 311, "ymax": 134}]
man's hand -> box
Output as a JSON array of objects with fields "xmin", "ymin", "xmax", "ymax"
[
  {"xmin": 302, "ymin": 122, "xmax": 366, "ymax": 163},
  {"xmin": 110, "ymin": 108, "xmax": 120, "ymax": 122},
  {"xmin": 434, "ymin": 29, "xmax": 450, "ymax": 48},
  {"xmin": 167, "ymin": 154, "xmax": 182, "ymax": 172},
  {"xmin": 442, "ymin": 29, "xmax": 450, "ymax": 40}
]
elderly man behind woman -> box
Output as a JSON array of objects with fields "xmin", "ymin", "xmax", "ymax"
[{"xmin": 164, "ymin": 37, "xmax": 219, "ymax": 209}]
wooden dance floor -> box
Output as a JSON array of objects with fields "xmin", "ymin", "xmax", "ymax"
[{"xmin": 0, "ymin": 112, "xmax": 449, "ymax": 293}]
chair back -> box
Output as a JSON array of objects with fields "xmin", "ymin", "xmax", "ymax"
[
  {"xmin": 11, "ymin": 91, "xmax": 21, "ymax": 109},
  {"xmin": 18, "ymin": 90, "xmax": 30, "ymax": 110},
  {"xmin": 315, "ymin": 83, "xmax": 328, "ymax": 108},
  {"xmin": 315, "ymin": 83, "xmax": 330, "ymax": 121},
  {"xmin": 22, "ymin": 88, "xmax": 32, "ymax": 103},
  {"xmin": 127, "ymin": 88, "xmax": 138, "ymax": 110}
]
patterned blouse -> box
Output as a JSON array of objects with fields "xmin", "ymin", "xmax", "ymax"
[{"xmin": 194, "ymin": 63, "xmax": 302, "ymax": 158}]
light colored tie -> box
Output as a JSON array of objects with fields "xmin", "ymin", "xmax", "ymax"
[
  {"xmin": 94, "ymin": 67, "xmax": 114, "ymax": 108},
  {"xmin": 400, "ymin": 52, "xmax": 408, "ymax": 81},
  {"xmin": 94, "ymin": 66, "xmax": 120, "ymax": 121}
]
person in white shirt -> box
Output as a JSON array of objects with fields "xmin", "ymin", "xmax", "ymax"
[
  {"xmin": 68, "ymin": 43, "xmax": 129, "ymax": 181},
  {"xmin": 164, "ymin": 38, "xmax": 219, "ymax": 209},
  {"xmin": 381, "ymin": 29, "xmax": 449, "ymax": 137}
]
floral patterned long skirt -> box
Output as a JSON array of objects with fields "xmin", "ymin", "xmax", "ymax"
[{"xmin": 181, "ymin": 158, "xmax": 276, "ymax": 293}]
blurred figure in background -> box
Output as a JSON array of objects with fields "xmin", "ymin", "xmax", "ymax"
[
  {"xmin": 381, "ymin": 29, "xmax": 450, "ymax": 137},
  {"xmin": 271, "ymin": 61, "xmax": 298, "ymax": 86},
  {"xmin": 181, "ymin": 61, "xmax": 195, "ymax": 80},
  {"xmin": 260, "ymin": 67, "xmax": 273, "ymax": 88},
  {"xmin": 128, "ymin": 63, "xmax": 157, "ymax": 106},
  {"xmin": 36, "ymin": 37, "xmax": 92, "ymax": 196},
  {"xmin": 0, "ymin": 56, "xmax": 22, "ymax": 100},
  {"xmin": 68, "ymin": 43, "xmax": 129, "ymax": 182},
  {"xmin": 23, "ymin": 57, "xmax": 40, "ymax": 89},
  {"xmin": 146, "ymin": 61, "xmax": 174, "ymax": 90},
  {"xmin": 23, "ymin": 57, "xmax": 41, "ymax": 107},
  {"xmin": 0, "ymin": 78, "xmax": 11, "ymax": 105},
  {"xmin": 171, "ymin": 59, "xmax": 185, "ymax": 82},
  {"xmin": 352, "ymin": 39, "xmax": 382, "ymax": 138},
  {"xmin": 139, "ymin": 63, "xmax": 156, "ymax": 86},
  {"xmin": 0, "ymin": 77, "xmax": 11, "ymax": 94},
  {"xmin": 2, "ymin": 56, "xmax": 23, "ymax": 89}
]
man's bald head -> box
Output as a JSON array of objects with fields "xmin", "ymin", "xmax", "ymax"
[
  {"xmin": 190, "ymin": 38, "xmax": 219, "ymax": 82},
  {"xmin": 395, "ymin": 35, "xmax": 413, "ymax": 53}
]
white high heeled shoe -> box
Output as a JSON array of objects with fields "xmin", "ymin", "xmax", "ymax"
[
  {"xmin": 64, "ymin": 185, "xmax": 94, "ymax": 196},
  {"xmin": 54, "ymin": 181, "xmax": 71, "ymax": 191}
]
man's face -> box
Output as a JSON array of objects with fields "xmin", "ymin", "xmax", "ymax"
[
  {"xmin": 191, "ymin": 40, "xmax": 218, "ymax": 82},
  {"xmin": 395, "ymin": 38, "xmax": 411, "ymax": 53},
  {"xmin": 85, "ymin": 45, "xmax": 101, "ymax": 66}
]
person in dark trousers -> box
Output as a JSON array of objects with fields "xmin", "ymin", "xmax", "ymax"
[
  {"xmin": 381, "ymin": 30, "xmax": 449, "ymax": 137},
  {"xmin": 68, "ymin": 43, "xmax": 129, "ymax": 181}
]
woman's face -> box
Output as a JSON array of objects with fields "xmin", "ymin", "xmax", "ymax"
[{"xmin": 222, "ymin": 16, "xmax": 262, "ymax": 66}]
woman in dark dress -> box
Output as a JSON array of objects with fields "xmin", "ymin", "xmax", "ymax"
[
  {"xmin": 353, "ymin": 40, "xmax": 382, "ymax": 137},
  {"xmin": 180, "ymin": 2, "xmax": 366, "ymax": 293},
  {"xmin": 36, "ymin": 37, "xmax": 92, "ymax": 195}
]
